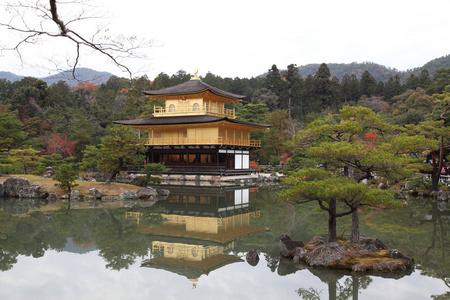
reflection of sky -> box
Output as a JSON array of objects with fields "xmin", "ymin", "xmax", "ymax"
[{"xmin": 0, "ymin": 250, "xmax": 448, "ymax": 300}]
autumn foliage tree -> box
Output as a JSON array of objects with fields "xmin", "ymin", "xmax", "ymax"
[{"xmin": 44, "ymin": 133, "xmax": 78, "ymax": 158}]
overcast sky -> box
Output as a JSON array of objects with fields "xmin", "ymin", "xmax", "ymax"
[{"xmin": 1, "ymin": 0, "xmax": 449, "ymax": 79}]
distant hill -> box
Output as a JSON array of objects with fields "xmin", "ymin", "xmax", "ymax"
[
  {"xmin": 0, "ymin": 68, "xmax": 114, "ymax": 86},
  {"xmin": 294, "ymin": 55, "xmax": 450, "ymax": 82},
  {"xmin": 0, "ymin": 71, "xmax": 24, "ymax": 82},
  {"xmin": 42, "ymin": 68, "xmax": 114, "ymax": 86},
  {"xmin": 296, "ymin": 62, "xmax": 399, "ymax": 82}
]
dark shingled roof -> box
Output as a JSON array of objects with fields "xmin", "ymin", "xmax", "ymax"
[
  {"xmin": 143, "ymin": 79, "xmax": 246, "ymax": 100},
  {"xmin": 114, "ymin": 115, "xmax": 271, "ymax": 128}
]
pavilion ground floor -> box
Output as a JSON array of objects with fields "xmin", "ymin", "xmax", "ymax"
[{"xmin": 144, "ymin": 145, "xmax": 255, "ymax": 176}]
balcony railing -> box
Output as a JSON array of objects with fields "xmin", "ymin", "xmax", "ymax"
[
  {"xmin": 153, "ymin": 105, "xmax": 235, "ymax": 118},
  {"xmin": 144, "ymin": 136, "xmax": 261, "ymax": 147}
]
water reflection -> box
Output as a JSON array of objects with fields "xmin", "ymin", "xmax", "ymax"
[
  {"xmin": 138, "ymin": 186, "xmax": 266, "ymax": 283},
  {"xmin": 0, "ymin": 187, "xmax": 448, "ymax": 299}
]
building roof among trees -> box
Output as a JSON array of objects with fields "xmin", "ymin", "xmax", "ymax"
[
  {"xmin": 114, "ymin": 115, "xmax": 271, "ymax": 128},
  {"xmin": 143, "ymin": 78, "xmax": 246, "ymax": 100}
]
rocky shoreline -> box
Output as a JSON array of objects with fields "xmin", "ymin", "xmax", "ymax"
[
  {"xmin": 276, "ymin": 234, "xmax": 414, "ymax": 272},
  {"xmin": 0, "ymin": 176, "xmax": 170, "ymax": 205}
]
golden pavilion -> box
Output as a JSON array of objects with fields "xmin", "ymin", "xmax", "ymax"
[{"xmin": 115, "ymin": 75, "xmax": 270, "ymax": 175}]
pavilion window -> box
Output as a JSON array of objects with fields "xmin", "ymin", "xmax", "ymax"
[
  {"xmin": 169, "ymin": 104, "xmax": 175, "ymax": 112},
  {"xmin": 193, "ymin": 103, "xmax": 199, "ymax": 111}
]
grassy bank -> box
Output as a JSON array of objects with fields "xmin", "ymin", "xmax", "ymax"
[{"xmin": 0, "ymin": 175, "xmax": 142, "ymax": 196}]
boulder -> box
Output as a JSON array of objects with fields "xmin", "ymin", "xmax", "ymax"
[
  {"xmin": 309, "ymin": 236, "xmax": 327, "ymax": 247},
  {"xmin": 306, "ymin": 242, "xmax": 346, "ymax": 268},
  {"xmin": 352, "ymin": 263, "xmax": 367, "ymax": 272},
  {"xmin": 246, "ymin": 249, "xmax": 260, "ymax": 266},
  {"xmin": 0, "ymin": 184, "xmax": 4, "ymax": 197},
  {"xmin": 278, "ymin": 234, "xmax": 304, "ymax": 257},
  {"xmin": 3, "ymin": 177, "xmax": 30, "ymax": 197},
  {"xmin": 157, "ymin": 189, "xmax": 170, "ymax": 197},
  {"xmin": 89, "ymin": 188, "xmax": 103, "ymax": 199},
  {"xmin": 118, "ymin": 191, "xmax": 138, "ymax": 201},
  {"xmin": 359, "ymin": 237, "xmax": 387, "ymax": 250},
  {"xmin": 136, "ymin": 187, "xmax": 158, "ymax": 200},
  {"xmin": 436, "ymin": 190, "xmax": 449, "ymax": 201},
  {"xmin": 373, "ymin": 260, "xmax": 407, "ymax": 271},
  {"xmin": 18, "ymin": 185, "xmax": 48, "ymax": 199},
  {"xmin": 47, "ymin": 193, "xmax": 59, "ymax": 203},
  {"xmin": 70, "ymin": 190, "xmax": 80, "ymax": 201}
]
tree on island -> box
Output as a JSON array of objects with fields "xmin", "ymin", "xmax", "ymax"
[{"xmin": 281, "ymin": 106, "xmax": 431, "ymax": 242}]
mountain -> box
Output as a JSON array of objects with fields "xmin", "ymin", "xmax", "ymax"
[
  {"xmin": 42, "ymin": 68, "xmax": 114, "ymax": 86},
  {"xmin": 294, "ymin": 55, "xmax": 450, "ymax": 82},
  {"xmin": 0, "ymin": 68, "xmax": 114, "ymax": 86},
  {"xmin": 296, "ymin": 62, "xmax": 400, "ymax": 82},
  {"xmin": 0, "ymin": 71, "xmax": 24, "ymax": 82}
]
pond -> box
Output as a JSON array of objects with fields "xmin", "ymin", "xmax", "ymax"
[{"xmin": 0, "ymin": 185, "xmax": 448, "ymax": 300}]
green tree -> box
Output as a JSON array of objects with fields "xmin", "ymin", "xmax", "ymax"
[
  {"xmin": 0, "ymin": 110, "xmax": 28, "ymax": 151},
  {"xmin": 99, "ymin": 125, "xmax": 146, "ymax": 185},
  {"xmin": 360, "ymin": 70, "xmax": 377, "ymax": 97},
  {"xmin": 53, "ymin": 163, "xmax": 79, "ymax": 194},
  {"xmin": 140, "ymin": 163, "xmax": 170, "ymax": 184},
  {"xmin": 285, "ymin": 106, "xmax": 430, "ymax": 242},
  {"xmin": 279, "ymin": 168, "xmax": 395, "ymax": 242},
  {"xmin": 8, "ymin": 148, "xmax": 41, "ymax": 174}
]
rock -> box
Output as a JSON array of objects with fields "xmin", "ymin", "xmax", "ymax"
[
  {"xmin": 246, "ymin": 249, "xmax": 260, "ymax": 266},
  {"xmin": 306, "ymin": 242, "xmax": 346, "ymax": 267},
  {"xmin": 89, "ymin": 188, "xmax": 103, "ymax": 199},
  {"xmin": 359, "ymin": 237, "xmax": 387, "ymax": 250},
  {"xmin": 136, "ymin": 187, "xmax": 158, "ymax": 200},
  {"xmin": 388, "ymin": 249, "xmax": 405, "ymax": 259},
  {"xmin": 309, "ymin": 236, "xmax": 327, "ymax": 247},
  {"xmin": 70, "ymin": 190, "xmax": 80, "ymax": 201},
  {"xmin": 278, "ymin": 234, "xmax": 304, "ymax": 257},
  {"xmin": 352, "ymin": 263, "xmax": 367, "ymax": 272},
  {"xmin": 18, "ymin": 185, "xmax": 48, "ymax": 199},
  {"xmin": 436, "ymin": 190, "xmax": 449, "ymax": 201},
  {"xmin": 362, "ymin": 243, "xmax": 379, "ymax": 252},
  {"xmin": 373, "ymin": 260, "xmax": 406, "ymax": 271},
  {"xmin": 3, "ymin": 177, "xmax": 30, "ymax": 197},
  {"xmin": 294, "ymin": 247, "xmax": 309, "ymax": 261},
  {"xmin": 157, "ymin": 189, "xmax": 170, "ymax": 197},
  {"xmin": 0, "ymin": 184, "xmax": 4, "ymax": 197},
  {"xmin": 122, "ymin": 199, "xmax": 137, "ymax": 208},
  {"xmin": 118, "ymin": 191, "xmax": 138, "ymax": 201},
  {"xmin": 47, "ymin": 193, "xmax": 59, "ymax": 203}
]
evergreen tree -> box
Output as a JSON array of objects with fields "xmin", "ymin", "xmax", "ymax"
[
  {"xmin": 360, "ymin": 70, "xmax": 377, "ymax": 97},
  {"xmin": 99, "ymin": 125, "xmax": 146, "ymax": 185}
]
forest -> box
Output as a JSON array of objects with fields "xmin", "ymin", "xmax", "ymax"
[{"xmin": 0, "ymin": 62, "xmax": 449, "ymax": 184}]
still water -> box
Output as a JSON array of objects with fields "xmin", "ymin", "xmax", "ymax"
[{"xmin": 0, "ymin": 186, "xmax": 448, "ymax": 300}]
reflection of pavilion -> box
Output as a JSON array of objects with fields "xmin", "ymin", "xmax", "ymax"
[{"xmin": 140, "ymin": 186, "xmax": 265, "ymax": 282}]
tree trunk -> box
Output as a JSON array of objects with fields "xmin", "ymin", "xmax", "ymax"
[
  {"xmin": 431, "ymin": 167, "xmax": 441, "ymax": 191},
  {"xmin": 350, "ymin": 208, "xmax": 360, "ymax": 243},
  {"xmin": 328, "ymin": 199, "xmax": 337, "ymax": 242}
]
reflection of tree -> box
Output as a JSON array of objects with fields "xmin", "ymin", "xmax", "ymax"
[
  {"xmin": 296, "ymin": 268, "xmax": 373, "ymax": 300},
  {"xmin": 95, "ymin": 208, "xmax": 150, "ymax": 270}
]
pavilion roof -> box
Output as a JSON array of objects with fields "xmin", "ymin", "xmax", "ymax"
[
  {"xmin": 114, "ymin": 115, "xmax": 271, "ymax": 128},
  {"xmin": 143, "ymin": 78, "xmax": 246, "ymax": 100}
]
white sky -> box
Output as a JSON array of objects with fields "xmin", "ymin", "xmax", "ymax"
[{"xmin": 1, "ymin": 0, "xmax": 449, "ymax": 79}]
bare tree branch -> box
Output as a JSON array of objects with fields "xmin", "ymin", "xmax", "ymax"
[{"xmin": 0, "ymin": 0, "xmax": 153, "ymax": 81}]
